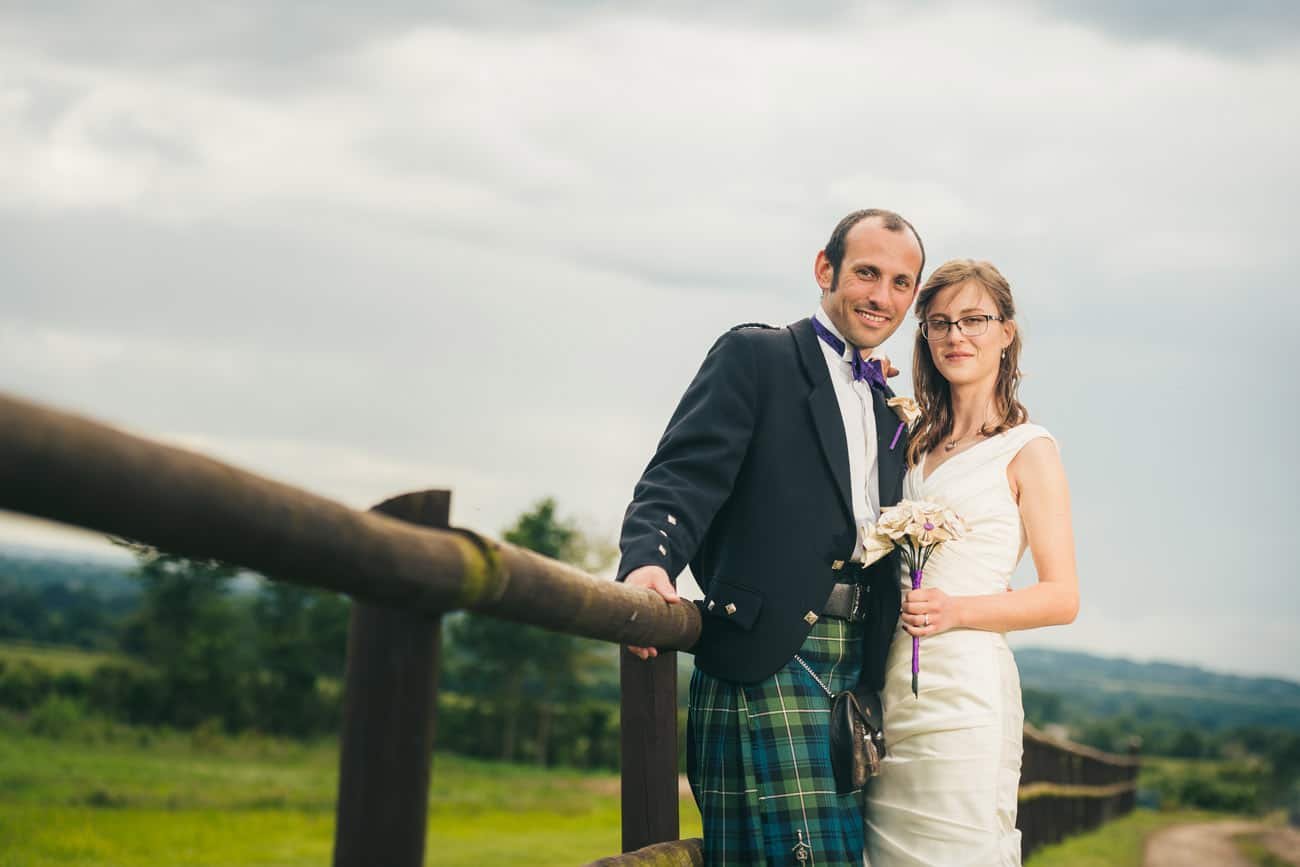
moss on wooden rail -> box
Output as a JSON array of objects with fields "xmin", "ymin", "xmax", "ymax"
[
  {"xmin": 1018, "ymin": 780, "xmax": 1138, "ymax": 801},
  {"xmin": 585, "ymin": 838, "xmax": 704, "ymax": 866}
]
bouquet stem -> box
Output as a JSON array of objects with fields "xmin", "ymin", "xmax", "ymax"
[{"xmin": 910, "ymin": 567, "xmax": 923, "ymax": 698}]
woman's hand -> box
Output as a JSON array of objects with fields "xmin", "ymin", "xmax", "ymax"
[{"xmin": 901, "ymin": 587, "xmax": 958, "ymax": 637}]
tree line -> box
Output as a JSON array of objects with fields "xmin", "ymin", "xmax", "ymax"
[{"xmin": 0, "ymin": 499, "xmax": 625, "ymax": 767}]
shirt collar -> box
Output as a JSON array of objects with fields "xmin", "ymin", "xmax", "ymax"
[{"xmin": 812, "ymin": 308, "xmax": 855, "ymax": 363}]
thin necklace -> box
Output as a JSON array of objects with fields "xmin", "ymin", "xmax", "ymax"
[{"xmin": 944, "ymin": 409, "xmax": 996, "ymax": 452}]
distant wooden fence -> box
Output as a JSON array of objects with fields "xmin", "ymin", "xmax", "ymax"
[
  {"xmin": 1018, "ymin": 725, "xmax": 1139, "ymax": 860},
  {"xmin": 0, "ymin": 392, "xmax": 1136, "ymax": 865}
]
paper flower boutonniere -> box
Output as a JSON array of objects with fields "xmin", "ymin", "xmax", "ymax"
[{"xmin": 886, "ymin": 396, "xmax": 922, "ymax": 450}]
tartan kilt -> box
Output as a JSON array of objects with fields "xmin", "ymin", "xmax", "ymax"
[{"xmin": 687, "ymin": 618, "xmax": 865, "ymax": 866}]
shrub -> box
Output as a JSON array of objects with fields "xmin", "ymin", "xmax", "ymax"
[{"xmin": 26, "ymin": 695, "xmax": 86, "ymax": 738}]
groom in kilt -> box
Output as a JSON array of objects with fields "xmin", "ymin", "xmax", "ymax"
[{"xmin": 619, "ymin": 209, "xmax": 925, "ymax": 865}]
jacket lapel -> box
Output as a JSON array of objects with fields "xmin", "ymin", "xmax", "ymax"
[
  {"xmin": 872, "ymin": 387, "xmax": 906, "ymax": 508},
  {"xmin": 792, "ymin": 318, "xmax": 854, "ymax": 521}
]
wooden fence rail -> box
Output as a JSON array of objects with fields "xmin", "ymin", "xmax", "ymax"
[
  {"xmin": 0, "ymin": 392, "xmax": 1136, "ymax": 865},
  {"xmin": 1017, "ymin": 724, "xmax": 1140, "ymax": 861},
  {"xmin": 0, "ymin": 394, "xmax": 700, "ymax": 650}
]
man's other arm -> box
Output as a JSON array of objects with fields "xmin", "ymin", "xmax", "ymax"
[{"xmin": 616, "ymin": 330, "xmax": 759, "ymax": 654}]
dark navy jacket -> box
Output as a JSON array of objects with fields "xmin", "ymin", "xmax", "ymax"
[{"xmin": 617, "ymin": 317, "xmax": 907, "ymax": 687}]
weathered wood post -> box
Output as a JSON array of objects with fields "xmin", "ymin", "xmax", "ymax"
[
  {"xmin": 1124, "ymin": 738, "xmax": 1141, "ymax": 814},
  {"xmin": 333, "ymin": 490, "xmax": 449, "ymax": 867},
  {"xmin": 620, "ymin": 650, "xmax": 680, "ymax": 852}
]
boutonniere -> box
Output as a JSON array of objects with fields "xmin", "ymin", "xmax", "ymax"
[{"xmin": 886, "ymin": 396, "xmax": 922, "ymax": 450}]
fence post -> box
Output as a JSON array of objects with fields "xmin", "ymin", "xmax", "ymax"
[
  {"xmin": 333, "ymin": 490, "xmax": 449, "ymax": 867},
  {"xmin": 1125, "ymin": 738, "xmax": 1141, "ymax": 814},
  {"xmin": 620, "ymin": 650, "xmax": 680, "ymax": 852}
]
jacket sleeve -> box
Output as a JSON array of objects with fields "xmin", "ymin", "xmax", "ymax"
[{"xmin": 616, "ymin": 330, "xmax": 758, "ymax": 583}]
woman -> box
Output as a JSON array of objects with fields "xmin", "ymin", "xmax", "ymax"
[{"xmin": 864, "ymin": 259, "xmax": 1080, "ymax": 866}]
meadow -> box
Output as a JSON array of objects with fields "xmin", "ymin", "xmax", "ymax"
[
  {"xmin": 2, "ymin": 634, "xmax": 1292, "ymax": 865},
  {"xmin": 2, "ymin": 712, "xmax": 1262, "ymax": 867},
  {"xmin": 0, "ymin": 716, "xmax": 703, "ymax": 867}
]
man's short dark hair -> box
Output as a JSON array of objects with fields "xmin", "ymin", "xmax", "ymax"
[{"xmin": 824, "ymin": 208, "xmax": 926, "ymax": 286}]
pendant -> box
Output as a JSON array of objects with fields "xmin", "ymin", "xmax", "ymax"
[{"xmin": 944, "ymin": 440, "xmax": 958, "ymax": 451}]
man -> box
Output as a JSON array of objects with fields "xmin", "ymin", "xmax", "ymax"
[{"xmin": 618, "ymin": 209, "xmax": 925, "ymax": 865}]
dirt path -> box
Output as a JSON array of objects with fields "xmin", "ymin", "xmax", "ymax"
[
  {"xmin": 1145, "ymin": 820, "xmax": 1300, "ymax": 867},
  {"xmin": 1255, "ymin": 826, "xmax": 1300, "ymax": 864}
]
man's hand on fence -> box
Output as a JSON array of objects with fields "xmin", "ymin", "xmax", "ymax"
[{"xmin": 624, "ymin": 565, "xmax": 679, "ymax": 660}]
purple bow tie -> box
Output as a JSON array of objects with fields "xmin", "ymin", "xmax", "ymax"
[{"xmin": 811, "ymin": 317, "xmax": 886, "ymax": 390}]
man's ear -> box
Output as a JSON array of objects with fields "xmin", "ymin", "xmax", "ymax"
[{"xmin": 814, "ymin": 250, "xmax": 836, "ymax": 294}]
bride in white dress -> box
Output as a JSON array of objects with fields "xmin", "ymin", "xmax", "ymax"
[{"xmin": 864, "ymin": 260, "xmax": 1080, "ymax": 866}]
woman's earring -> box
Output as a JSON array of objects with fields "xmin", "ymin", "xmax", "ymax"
[{"xmin": 1001, "ymin": 349, "xmax": 1006, "ymax": 360}]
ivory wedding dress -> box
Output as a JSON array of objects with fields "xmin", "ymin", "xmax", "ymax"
[{"xmin": 864, "ymin": 423, "xmax": 1056, "ymax": 867}]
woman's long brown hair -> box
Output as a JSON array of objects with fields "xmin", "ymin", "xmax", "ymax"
[{"xmin": 906, "ymin": 259, "xmax": 1029, "ymax": 468}]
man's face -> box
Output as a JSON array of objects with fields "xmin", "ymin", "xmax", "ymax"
[{"xmin": 815, "ymin": 218, "xmax": 923, "ymax": 351}]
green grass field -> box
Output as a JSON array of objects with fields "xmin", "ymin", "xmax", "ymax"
[
  {"xmin": 0, "ymin": 719, "xmax": 1268, "ymax": 867},
  {"xmin": 0, "ymin": 641, "xmax": 1273, "ymax": 865},
  {"xmin": 0, "ymin": 641, "xmax": 142, "ymax": 675},
  {"xmin": 0, "ymin": 724, "xmax": 702, "ymax": 866}
]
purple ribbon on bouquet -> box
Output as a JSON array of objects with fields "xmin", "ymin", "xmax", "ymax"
[{"xmin": 911, "ymin": 568, "xmax": 923, "ymax": 697}]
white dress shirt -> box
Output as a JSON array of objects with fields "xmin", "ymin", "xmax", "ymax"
[{"xmin": 811, "ymin": 308, "xmax": 880, "ymax": 559}]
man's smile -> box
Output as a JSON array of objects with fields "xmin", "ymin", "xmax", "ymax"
[{"xmin": 855, "ymin": 309, "xmax": 890, "ymax": 326}]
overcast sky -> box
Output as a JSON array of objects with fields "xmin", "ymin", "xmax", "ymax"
[{"xmin": 1, "ymin": 1, "xmax": 1297, "ymax": 679}]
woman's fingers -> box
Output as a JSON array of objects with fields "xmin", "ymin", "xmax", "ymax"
[{"xmin": 902, "ymin": 610, "xmax": 939, "ymax": 634}]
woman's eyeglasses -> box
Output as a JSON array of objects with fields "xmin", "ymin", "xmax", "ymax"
[{"xmin": 920, "ymin": 314, "xmax": 1005, "ymax": 341}]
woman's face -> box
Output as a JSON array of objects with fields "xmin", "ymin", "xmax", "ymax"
[{"xmin": 923, "ymin": 280, "xmax": 1014, "ymax": 389}]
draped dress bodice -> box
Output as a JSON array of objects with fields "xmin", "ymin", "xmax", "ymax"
[{"xmin": 865, "ymin": 423, "xmax": 1056, "ymax": 867}]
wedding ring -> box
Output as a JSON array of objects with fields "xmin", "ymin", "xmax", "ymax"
[{"xmin": 924, "ymin": 614, "xmax": 930, "ymax": 627}]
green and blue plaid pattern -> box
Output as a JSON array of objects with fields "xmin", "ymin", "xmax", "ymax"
[{"xmin": 687, "ymin": 618, "xmax": 865, "ymax": 866}]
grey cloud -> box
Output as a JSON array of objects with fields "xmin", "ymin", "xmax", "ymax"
[
  {"xmin": 1032, "ymin": 0, "xmax": 1300, "ymax": 55},
  {"xmin": 7, "ymin": 0, "xmax": 1295, "ymax": 82},
  {"xmin": 1, "ymin": 0, "xmax": 861, "ymax": 75},
  {"xmin": 92, "ymin": 117, "xmax": 197, "ymax": 165}
]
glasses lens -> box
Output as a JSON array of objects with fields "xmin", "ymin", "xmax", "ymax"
[
  {"xmin": 923, "ymin": 320, "xmax": 950, "ymax": 341},
  {"xmin": 958, "ymin": 316, "xmax": 989, "ymax": 337}
]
